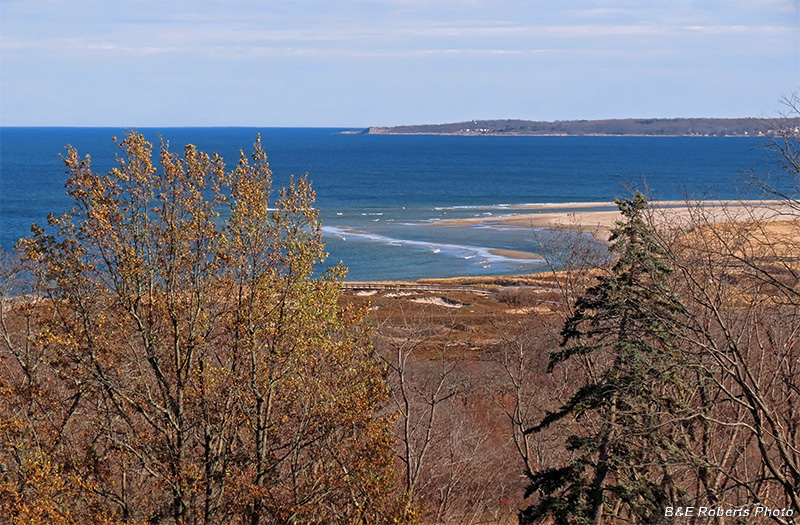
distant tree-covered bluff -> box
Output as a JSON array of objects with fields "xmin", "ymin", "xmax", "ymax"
[{"xmin": 353, "ymin": 117, "xmax": 800, "ymax": 137}]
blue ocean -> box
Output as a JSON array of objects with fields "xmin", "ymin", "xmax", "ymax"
[{"xmin": 0, "ymin": 127, "xmax": 785, "ymax": 281}]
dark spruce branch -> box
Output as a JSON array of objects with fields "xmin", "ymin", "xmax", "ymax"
[{"xmin": 520, "ymin": 193, "xmax": 694, "ymax": 525}]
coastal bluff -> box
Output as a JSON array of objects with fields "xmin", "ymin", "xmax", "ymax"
[{"xmin": 347, "ymin": 117, "xmax": 799, "ymax": 137}]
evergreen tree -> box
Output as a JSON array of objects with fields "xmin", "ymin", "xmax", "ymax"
[{"xmin": 520, "ymin": 192, "xmax": 689, "ymax": 525}]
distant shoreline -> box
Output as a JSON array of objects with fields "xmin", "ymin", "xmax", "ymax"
[
  {"xmin": 342, "ymin": 131, "xmax": 762, "ymax": 138},
  {"xmin": 342, "ymin": 117, "xmax": 798, "ymax": 138}
]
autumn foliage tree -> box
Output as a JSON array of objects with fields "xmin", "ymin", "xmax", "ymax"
[{"xmin": 0, "ymin": 131, "xmax": 408, "ymax": 523}]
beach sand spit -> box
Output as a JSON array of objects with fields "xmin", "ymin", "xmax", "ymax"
[
  {"xmin": 488, "ymin": 248, "xmax": 543, "ymax": 260},
  {"xmin": 437, "ymin": 200, "xmax": 799, "ymax": 241}
]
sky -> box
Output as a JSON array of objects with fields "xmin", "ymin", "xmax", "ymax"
[{"xmin": 0, "ymin": 0, "xmax": 798, "ymax": 127}]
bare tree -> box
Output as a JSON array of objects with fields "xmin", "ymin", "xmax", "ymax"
[
  {"xmin": 661, "ymin": 199, "xmax": 800, "ymax": 522},
  {"xmin": 376, "ymin": 301, "xmax": 518, "ymax": 523}
]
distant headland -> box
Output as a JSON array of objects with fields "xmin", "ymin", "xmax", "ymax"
[{"xmin": 343, "ymin": 117, "xmax": 799, "ymax": 137}]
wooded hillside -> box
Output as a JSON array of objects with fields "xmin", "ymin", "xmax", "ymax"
[{"xmin": 361, "ymin": 117, "xmax": 800, "ymax": 137}]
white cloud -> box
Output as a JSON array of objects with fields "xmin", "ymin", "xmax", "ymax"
[
  {"xmin": 683, "ymin": 25, "xmax": 792, "ymax": 35},
  {"xmin": 3, "ymin": 0, "xmax": 796, "ymax": 58},
  {"xmin": 731, "ymin": 0, "xmax": 798, "ymax": 13},
  {"xmin": 83, "ymin": 43, "xmax": 171, "ymax": 55},
  {"xmin": 1, "ymin": 0, "xmax": 796, "ymax": 125}
]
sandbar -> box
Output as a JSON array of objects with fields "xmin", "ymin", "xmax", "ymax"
[
  {"xmin": 434, "ymin": 200, "xmax": 799, "ymax": 241},
  {"xmin": 488, "ymin": 249, "xmax": 543, "ymax": 260}
]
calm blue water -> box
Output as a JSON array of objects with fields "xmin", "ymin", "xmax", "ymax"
[{"xmin": 0, "ymin": 127, "xmax": 786, "ymax": 280}]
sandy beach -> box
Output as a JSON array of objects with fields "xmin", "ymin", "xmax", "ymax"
[
  {"xmin": 488, "ymin": 248, "xmax": 543, "ymax": 260},
  {"xmin": 433, "ymin": 200, "xmax": 800, "ymax": 241}
]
